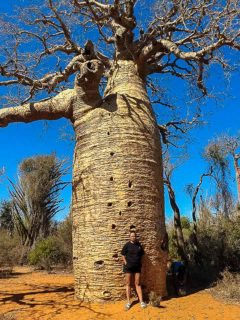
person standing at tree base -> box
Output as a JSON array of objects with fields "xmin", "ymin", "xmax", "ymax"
[{"xmin": 121, "ymin": 231, "xmax": 147, "ymax": 310}]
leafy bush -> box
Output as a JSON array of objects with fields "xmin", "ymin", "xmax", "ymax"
[
  {"xmin": 197, "ymin": 215, "xmax": 240, "ymax": 272},
  {"xmin": 28, "ymin": 237, "xmax": 64, "ymax": 271},
  {"xmin": 167, "ymin": 216, "xmax": 193, "ymax": 261},
  {"xmin": 168, "ymin": 213, "xmax": 240, "ymax": 273},
  {"xmin": 28, "ymin": 216, "xmax": 72, "ymax": 271},
  {"xmin": 0, "ymin": 230, "xmax": 22, "ymax": 270}
]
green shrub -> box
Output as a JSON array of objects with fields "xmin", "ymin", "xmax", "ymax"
[
  {"xmin": 197, "ymin": 215, "xmax": 240, "ymax": 272},
  {"xmin": 167, "ymin": 213, "xmax": 240, "ymax": 279},
  {"xmin": 181, "ymin": 216, "xmax": 191, "ymax": 230},
  {"xmin": 28, "ymin": 237, "xmax": 63, "ymax": 271},
  {"xmin": 167, "ymin": 216, "xmax": 193, "ymax": 261}
]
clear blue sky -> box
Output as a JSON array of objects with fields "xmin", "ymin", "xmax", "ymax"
[{"xmin": 0, "ymin": 1, "xmax": 239, "ymax": 221}]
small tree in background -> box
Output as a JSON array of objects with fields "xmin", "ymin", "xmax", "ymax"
[
  {"xmin": 0, "ymin": 200, "xmax": 14, "ymax": 236},
  {"xmin": 209, "ymin": 134, "xmax": 240, "ymax": 203},
  {"xmin": 185, "ymin": 167, "xmax": 213, "ymax": 265},
  {"xmin": 163, "ymin": 155, "xmax": 188, "ymax": 264},
  {"xmin": 9, "ymin": 154, "xmax": 68, "ymax": 251},
  {"xmin": 204, "ymin": 134, "xmax": 240, "ymax": 216}
]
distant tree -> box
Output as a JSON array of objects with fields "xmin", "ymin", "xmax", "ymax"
[
  {"xmin": 186, "ymin": 167, "xmax": 213, "ymax": 265},
  {"xmin": 213, "ymin": 134, "xmax": 240, "ymax": 202},
  {"xmin": 164, "ymin": 155, "xmax": 188, "ymax": 264},
  {"xmin": 0, "ymin": 200, "xmax": 14, "ymax": 236},
  {"xmin": 204, "ymin": 133, "xmax": 240, "ymax": 214},
  {"xmin": 9, "ymin": 154, "xmax": 68, "ymax": 249}
]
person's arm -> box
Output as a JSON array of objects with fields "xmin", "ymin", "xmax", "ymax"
[
  {"xmin": 122, "ymin": 255, "xmax": 127, "ymax": 265},
  {"xmin": 121, "ymin": 243, "xmax": 128, "ymax": 265}
]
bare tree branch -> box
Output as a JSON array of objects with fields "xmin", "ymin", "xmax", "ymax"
[
  {"xmin": 0, "ymin": 89, "xmax": 74, "ymax": 127},
  {"xmin": 158, "ymin": 114, "xmax": 203, "ymax": 145}
]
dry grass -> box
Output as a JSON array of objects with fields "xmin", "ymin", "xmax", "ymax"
[
  {"xmin": 211, "ymin": 270, "xmax": 240, "ymax": 304},
  {"xmin": 0, "ymin": 313, "xmax": 16, "ymax": 320},
  {"xmin": 148, "ymin": 291, "xmax": 162, "ymax": 307}
]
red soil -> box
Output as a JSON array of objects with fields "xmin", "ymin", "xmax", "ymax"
[{"xmin": 0, "ymin": 267, "xmax": 239, "ymax": 320}]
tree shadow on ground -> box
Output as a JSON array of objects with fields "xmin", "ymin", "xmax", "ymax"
[
  {"xmin": 0, "ymin": 285, "xmax": 74, "ymax": 306},
  {"xmin": 0, "ymin": 271, "xmax": 33, "ymax": 279},
  {"xmin": 0, "ymin": 284, "xmax": 112, "ymax": 319},
  {"xmin": 164, "ymin": 272, "xmax": 217, "ymax": 301}
]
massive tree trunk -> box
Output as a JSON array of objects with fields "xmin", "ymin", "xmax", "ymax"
[
  {"xmin": 0, "ymin": 58, "xmax": 168, "ymax": 302},
  {"xmin": 71, "ymin": 60, "xmax": 167, "ymax": 301}
]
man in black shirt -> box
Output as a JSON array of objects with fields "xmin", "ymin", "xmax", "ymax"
[{"xmin": 121, "ymin": 231, "xmax": 147, "ymax": 310}]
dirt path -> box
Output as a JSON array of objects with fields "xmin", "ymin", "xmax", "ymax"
[{"xmin": 0, "ymin": 267, "xmax": 239, "ymax": 320}]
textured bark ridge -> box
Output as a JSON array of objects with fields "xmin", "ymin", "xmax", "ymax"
[{"xmin": 72, "ymin": 60, "xmax": 167, "ymax": 302}]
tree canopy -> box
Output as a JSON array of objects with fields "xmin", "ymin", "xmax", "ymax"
[{"xmin": 0, "ymin": 0, "xmax": 239, "ymax": 105}]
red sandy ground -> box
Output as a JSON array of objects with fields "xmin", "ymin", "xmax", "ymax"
[{"xmin": 0, "ymin": 267, "xmax": 239, "ymax": 320}]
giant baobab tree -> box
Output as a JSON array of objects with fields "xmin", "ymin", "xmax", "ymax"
[{"xmin": 0, "ymin": 0, "xmax": 239, "ymax": 301}]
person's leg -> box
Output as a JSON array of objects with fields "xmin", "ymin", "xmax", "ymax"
[
  {"xmin": 134, "ymin": 272, "xmax": 143, "ymax": 303},
  {"xmin": 126, "ymin": 273, "xmax": 132, "ymax": 303}
]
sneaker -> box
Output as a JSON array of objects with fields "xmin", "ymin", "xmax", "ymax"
[
  {"xmin": 140, "ymin": 301, "xmax": 147, "ymax": 308},
  {"xmin": 125, "ymin": 302, "xmax": 131, "ymax": 311}
]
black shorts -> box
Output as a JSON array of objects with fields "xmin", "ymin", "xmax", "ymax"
[{"xmin": 123, "ymin": 264, "xmax": 141, "ymax": 274}]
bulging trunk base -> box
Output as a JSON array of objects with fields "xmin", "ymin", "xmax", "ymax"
[{"xmin": 72, "ymin": 60, "xmax": 167, "ymax": 302}]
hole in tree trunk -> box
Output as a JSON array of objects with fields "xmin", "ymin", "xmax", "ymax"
[
  {"xmin": 110, "ymin": 177, "xmax": 113, "ymax": 181},
  {"xmin": 119, "ymin": 211, "xmax": 122, "ymax": 216},
  {"xmin": 107, "ymin": 131, "xmax": 110, "ymax": 135},
  {"xmin": 112, "ymin": 253, "xmax": 119, "ymax": 261},
  {"xmin": 108, "ymin": 202, "xmax": 112, "ymax": 207},
  {"xmin": 110, "ymin": 152, "xmax": 115, "ymax": 156},
  {"xmin": 102, "ymin": 290, "xmax": 111, "ymax": 299},
  {"xmin": 128, "ymin": 181, "xmax": 132, "ymax": 188},
  {"xmin": 112, "ymin": 224, "xmax": 116, "ymax": 229},
  {"xmin": 128, "ymin": 201, "xmax": 132, "ymax": 207},
  {"xmin": 87, "ymin": 61, "xmax": 95, "ymax": 70},
  {"xmin": 94, "ymin": 260, "xmax": 105, "ymax": 269}
]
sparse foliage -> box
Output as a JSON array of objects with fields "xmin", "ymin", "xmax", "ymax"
[
  {"xmin": 0, "ymin": 230, "xmax": 22, "ymax": 269},
  {"xmin": 204, "ymin": 133, "xmax": 240, "ymax": 215},
  {"xmin": 211, "ymin": 269, "xmax": 240, "ymax": 303},
  {"xmin": 9, "ymin": 154, "xmax": 68, "ymax": 248}
]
